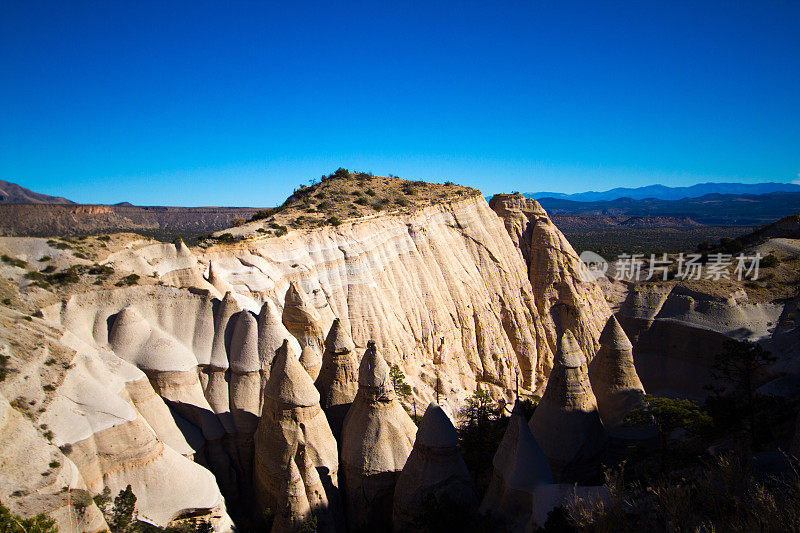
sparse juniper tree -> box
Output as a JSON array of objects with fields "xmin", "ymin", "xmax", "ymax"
[
  {"xmin": 625, "ymin": 395, "xmax": 712, "ymax": 471},
  {"xmin": 710, "ymin": 339, "xmax": 776, "ymax": 449},
  {"xmin": 389, "ymin": 364, "xmax": 412, "ymax": 401}
]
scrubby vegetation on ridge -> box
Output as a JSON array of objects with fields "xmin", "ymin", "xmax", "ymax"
[{"xmin": 209, "ymin": 168, "xmax": 480, "ymax": 239}]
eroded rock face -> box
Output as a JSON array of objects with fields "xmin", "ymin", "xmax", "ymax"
[
  {"xmin": 480, "ymin": 402, "xmax": 552, "ymax": 531},
  {"xmin": 253, "ymin": 340, "xmax": 341, "ymax": 533},
  {"xmin": 0, "ymin": 307, "xmax": 232, "ymax": 531},
  {"xmin": 588, "ymin": 315, "xmax": 645, "ymax": 427},
  {"xmin": 529, "ymin": 331, "xmax": 605, "ymax": 482},
  {"xmin": 341, "ymin": 342, "xmax": 417, "ymax": 532},
  {"xmin": 489, "ymin": 194, "xmax": 611, "ymax": 388},
  {"xmin": 393, "ymin": 402, "xmax": 477, "ymax": 532}
]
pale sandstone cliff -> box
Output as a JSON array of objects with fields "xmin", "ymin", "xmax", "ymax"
[
  {"xmin": 489, "ymin": 194, "xmax": 611, "ymax": 383},
  {"xmin": 0, "ymin": 307, "xmax": 232, "ymax": 531}
]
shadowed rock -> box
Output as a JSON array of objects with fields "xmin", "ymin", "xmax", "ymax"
[
  {"xmin": 315, "ymin": 319, "xmax": 359, "ymax": 441},
  {"xmin": 589, "ymin": 315, "xmax": 645, "ymax": 427},
  {"xmin": 480, "ymin": 402, "xmax": 552, "ymax": 530},
  {"xmin": 393, "ymin": 402, "xmax": 478, "ymax": 532},
  {"xmin": 529, "ymin": 330, "xmax": 605, "ymax": 482},
  {"xmin": 341, "ymin": 341, "xmax": 417, "ymax": 532},
  {"xmin": 254, "ymin": 340, "xmax": 341, "ymax": 532}
]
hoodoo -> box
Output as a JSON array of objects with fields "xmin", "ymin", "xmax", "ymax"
[
  {"xmin": 299, "ymin": 345, "xmax": 322, "ymax": 381},
  {"xmin": 341, "ymin": 341, "xmax": 417, "ymax": 532},
  {"xmin": 253, "ymin": 340, "xmax": 341, "ymax": 532},
  {"xmin": 480, "ymin": 402, "xmax": 552, "ymax": 530},
  {"xmin": 393, "ymin": 402, "xmax": 478, "ymax": 532},
  {"xmin": 282, "ymin": 282, "xmax": 325, "ymax": 354},
  {"xmin": 589, "ymin": 315, "xmax": 646, "ymax": 427},
  {"xmin": 315, "ymin": 318, "xmax": 359, "ymax": 440},
  {"xmin": 529, "ymin": 330, "xmax": 605, "ymax": 482},
  {"xmin": 228, "ymin": 310, "xmax": 262, "ymax": 489},
  {"xmin": 257, "ymin": 298, "xmax": 301, "ymax": 379}
]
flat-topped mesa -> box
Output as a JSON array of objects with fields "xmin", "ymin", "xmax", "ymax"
[
  {"xmin": 489, "ymin": 194, "xmax": 611, "ymax": 386},
  {"xmin": 341, "ymin": 341, "xmax": 417, "ymax": 533},
  {"xmin": 529, "ymin": 330, "xmax": 605, "ymax": 482},
  {"xmin": 480, "ymin": 402, "xmax": 552, "ymax": 529},
  {"xmin": 393, "ymin": 403, "xmax": 478, "ymax": 532},
  {"xmin": 589, "ymin": 316, "xmax": 646, "ymax": 428},
  {"xmin": 282, "ymin": 282, "xmax": 325, "ymax": 353},
  {"xmin": 315, "ymin": 318, "xmax": 359, "ymax": 441},
  {"xmin": 257, "ymin": 298, "xmax": 302, "ymax": 380},
  {"xmin": 254, "ymin": 340, "xmax": 341, "ymax": 533}
]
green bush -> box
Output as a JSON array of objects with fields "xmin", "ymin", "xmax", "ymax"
[
  {"xmin": 250, "ymin": 208, "xmax": 277, "ymax": 221},
  {"xmin": 761, "ymin": 254, "xmax": 780, "ymax": 268},
  {"xmin": 0, "ymin": 254, "xmax": 27, "ymax": 268},
  {"xmin": 115, "ymin": 274, "xmax": 140, "ymax": 287},
  {"xmin": 0, "ymin": 502, "xmax": 57, "ymax": 533},
  {"xmin": 326, "ymin": 217, "xmax": 341, "ymax": 227}
]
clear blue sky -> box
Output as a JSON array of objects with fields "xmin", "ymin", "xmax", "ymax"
[{"xmin": 1, "ymin": 1, "xmax": 799, "ymax": 206}]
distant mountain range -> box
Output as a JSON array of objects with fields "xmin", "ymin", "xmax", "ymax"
[
  {"xmin": 538, "ymin": 191, "xmax": 800, "ymax": 226},
  {"xmin": 528, "ymin": 182, "xmax": 800, "ymax": 202},
  {"xmin": 0, "ymin": 179, "xmax": 75, "ymax": 204}
]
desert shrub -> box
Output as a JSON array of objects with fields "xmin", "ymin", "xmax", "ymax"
[
  {"xmin": 274, "ymin": 226, "xmax": 288, "ymax": 237},
  {"xmin": 88, "ymin": 264, "xmax": 114, "ymax": 276},
  {"xmin": 444, "ymin": 181, "xmax": 454, "ymax": 186},
  {"xmin": 250, "ymin": 208, "xmax": 277, "ymax": 221},
  {"xmin": 230, "ymin": 217, "xmax": 246, "ymax": 227},
  {"xmin": 354, "ymin": 197, "xmax": 368, "ymax": 206},
  {"xmin": 356, "ymin": 172, "xmax": 371, "ymax": 179},
  {"xmin": 326, "ymin": 217, "xmax": 341, "ymax": 227},
  {"xmin": 316, "ymin": 200, "xmax": 331, "ymax": 211},
  {"xmin": 0, "ymin": 353, "xmax": 10, "ymax": 382},
  {"xmin": 41, "ymin": 265, "xmax": 56, "ymax": 273},
  {"xmin": 761, "ymin": 254, "xmax": 780, "ymax": 268},
  {"xmin": 365, "ymin": 188, "xmax": 376, "ymax": 196},
  {"xmin": 0, "ymin": 502, "xmax": 57, "ymax": 532},
  {"xmin": 0, "ymin": 254, "xmax": 27, "ymax": 268},
  {"xmin": 38, "ymin": 255, "xmax": 51, "ymax": 262},
  {"xmin": 97, "ymin": 235, "xmax": 111, "ymax": 241},
  {"xmin": 401, "ymin": 184, "xmax": 416, "ymax": 195},
  {"xmin": 395, "ymin": 197, "xmax": 408, "ymax": 207},
  {"xmin": 115, "ymin": 274, "xmax": 140, "ymax": 287}
]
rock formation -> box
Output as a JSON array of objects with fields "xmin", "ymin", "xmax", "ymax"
[
  {"xmin": 588, "ymin": 315, "xmax": 646, "ymax": 427},
  {"xmin": 257, "ymin": 298, "xmax": 302, "ymax": 380},
  {"xmin": 315, "ymin": 318, "xmax": 359, "ymax": 441},
  {"xmin": 341, "ymin": 341, "xmax": 417, "ymax": 532},
  {"xmin": 393, "ymin": 402, "xmax": 478, "ymax": 532},
  {"xmin": 282, "ymin": 282, "xmax": 325, "ymax": 354},
  {"xmin": 300, "ymin": 345, "xmax": 322, "ymax": 381},
  {"xmin": 529, "ymin": 330, "xmax": 605, "ymax": 482},
  {"xmin": 489, "ymin": 194, "xmax": 611, "ymax": 386},
  {"xmin": 253, "ymin": 340, "xmax": 341, "ymax": 532},
  {"xmin": 480, "ymin": 402, "xmax": 552, "ymax": 530}
]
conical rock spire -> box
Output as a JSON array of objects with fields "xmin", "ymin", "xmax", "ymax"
[
  {"xmin": 341, "ymin": 341, "xmax": 417, "ymax": 532},
  {"xmin": 264, "ymin": 340, "xmax": 320, "ymax": 407},
  {"xmin": 315, "ymin": 319, "xmax": 359, "ymax": 441},
  {"xmin": 589, "ymin": 316, "xmax": 645, "ymax": 427},
  {"xmin": 529, "ymin": 330, "xmax": 605, "ymax": 482},
  {"xmin": 282, "ymin": 282, "xmax": 324, "ymax": 353},
  {"xmin": 480, "ymin": 402, "xmax": 552, "ymax": 528},
  {"xmin": 393, "ymin": 403, "xmax": 478, "ymax": 532}
]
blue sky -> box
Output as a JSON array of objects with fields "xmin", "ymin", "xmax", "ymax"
[{"xmin": 1, "ymin": 1, "xmax": 799, "ymax": 206}]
